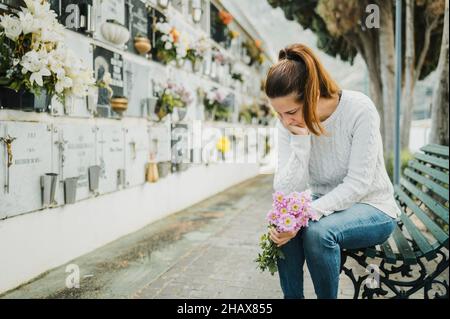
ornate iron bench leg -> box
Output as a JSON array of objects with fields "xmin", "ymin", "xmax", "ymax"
[{"xmin": 340, "ymin": 249, "xmax": 449, "ymax": 299}]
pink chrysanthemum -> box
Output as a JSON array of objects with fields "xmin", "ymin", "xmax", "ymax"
[
  {"xmin": 273, "ymin": 191, "xmax": 285, "ymax": 203},
  {"xmin": 266, "ymin": 210, "xmax": 279, "ymax": 225},
  {"xmin": 273, "ymin": 191, "xmax": 288, "ymax": 210},
  {"xmin": 278, "ymin": 214, "xmax": 298, "ymax": 232},
  {"xmin": 278, "ymin": 206, "xmax": 289, "ymax": 215},
  {"xmin": 287, "ymin": 201, "xmax": 302, "ymax": 216},
  {"xmin": 297, "ymin": 215, "xmax": 310, "ymax": 228}
]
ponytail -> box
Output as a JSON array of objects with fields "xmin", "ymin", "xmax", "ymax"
[{"xmin": 265, "ymin": 44, "xmax": 339, "ymax": 136}]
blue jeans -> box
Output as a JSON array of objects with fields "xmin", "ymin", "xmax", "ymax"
[{"xmin": 276, "ymin": 197, "xmax": 396, "ymax": 299}]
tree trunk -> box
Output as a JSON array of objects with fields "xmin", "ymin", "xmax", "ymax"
[
  {"xmin": 378, "ymin": 1, "xmax": 396, "ymax": 157},
  {"xmin": 401, "ymin": 0, "xmax": 415, "ymax": 151},
  {"xmin": 429, "ymin": 0, "xmax": 449, "ymax": 146},
  {"xmin": 353, "ymin": 30, "xmax": 386, "ymax": 148}
]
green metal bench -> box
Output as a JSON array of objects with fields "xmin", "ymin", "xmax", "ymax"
[{"xmin": 340, "ymin": 143, "xmax": 449, "ymax": 299}]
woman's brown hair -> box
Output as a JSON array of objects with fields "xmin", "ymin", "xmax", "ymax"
[{"xmin": 265, "ymin": 44, "xmax": 340, "ymax": 136}]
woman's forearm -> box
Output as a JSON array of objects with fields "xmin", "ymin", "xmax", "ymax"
[{"xmin": 274, "ymin": 126, "xmax": 311, "ymax": 194}]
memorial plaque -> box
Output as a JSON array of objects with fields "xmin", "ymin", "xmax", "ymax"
[
  {"xmin": 93, "ymin": 46, "xmax": 124, "ymax": 118},
  {"xmin": 124, "ymin": 125, "xmax": 149, "ymax": 187},
  {"xmin": 96, "ymin": 125, "xmax": 125, "ymax": 194},
  {"xmin": 125, "ymin": 0, "xmax": 150, "ymax": 54},
  {"xmin": 123, "ymin": 58, "xmax": 151, "ymax": 117},
  {"xmin": 53, "ymin": 124, "xmax": 97, "ymax": 202},
  {"xmin": 148, "ymin": 123, "xmax": 171, "ymax": 162},
  {"xmin": 0, "ymin": 122, "xmax": 53, "ymax": 218},
  {"xmin": 94, "ymin": 0, "xmax": 126, "ymax": 44}
]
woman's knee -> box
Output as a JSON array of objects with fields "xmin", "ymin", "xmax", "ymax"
[{"xmin": 303, "ymin": 222, "xmax": 337, "ymax": 250}]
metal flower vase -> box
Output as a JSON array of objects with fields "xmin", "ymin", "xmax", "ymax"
[
  {"xmin": 41, "ymin": 173, "xmax": 58, "ymax": 207},
  {"xmin": 64, "ymin": 177, "xmax": 79, "ymax": 204}
]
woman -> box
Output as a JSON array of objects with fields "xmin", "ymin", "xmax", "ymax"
[{"xmin": 265, "ymin": 44, "xmax": 400, "ymax": 299}]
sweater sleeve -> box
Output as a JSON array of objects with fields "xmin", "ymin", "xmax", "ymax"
[
  {"xmin": 273, "ymin": 120, "xmax": 311, "ymax": 194},
  {"xmin": 311, "ymin": 105, "xmax": 381, "ymax": 219}
]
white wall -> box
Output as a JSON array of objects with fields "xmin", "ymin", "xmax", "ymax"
[
  {"xmin": 0, "ymin": 162, "xmax": 260, "ymax": 294},
  {"xmin": 409, "ymin": 119, "xmax": 431, "ymax": 153}
]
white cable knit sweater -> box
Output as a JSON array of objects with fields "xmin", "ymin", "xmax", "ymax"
[{"xmin": 274, "ymin": 89, "xmax": 401, "ymax": 220}]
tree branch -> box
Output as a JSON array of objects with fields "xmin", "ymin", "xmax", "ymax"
[{"xmin": 415, "ymin": 15, "xmax": 440, "ymax": 83}]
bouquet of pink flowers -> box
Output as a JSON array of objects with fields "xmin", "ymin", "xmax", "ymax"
[{"xmin": 255, "ymin": 190, "xmax": 317, "ymax": 275}]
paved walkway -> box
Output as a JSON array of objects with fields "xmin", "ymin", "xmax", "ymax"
[{"xmin": 1, "ymin": 174, "xmax": 447, "ymax": 299}]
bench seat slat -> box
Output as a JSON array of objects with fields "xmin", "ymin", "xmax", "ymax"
[
  {"xmin": 409, "ymin": 160, "xmax": 449, "ymax": 185},
  {"xmin": 414, "ymin": 153, "xmax": 449, "ymax": 170},
  {"xmin": 380, "ymin": 241, "xmax": 397, "ymax": 264},
  {"xmin": 420, "ymin": 144, "xmax": 449, "ymax": 158},
  {"xmin": 404, "ymin": 168, "xmax": 449, "ymax": 201},
  {"xmin": 364, "ymin": 246, "xmax": 377, "ymax": 258},
  {"xmin": 400, "ymin": 178, "xmax": 449, "ymax": 224},
  {"xmin": 392, "ymin": 225, "xmax": 417, "ymax": 265},
  {"xmin": 395, "ymin": 184, "xmax": 449, "ymax": 246},
  {"xmin": 398, "ymin": 210, "xmax": 437, "ymax": 261}
]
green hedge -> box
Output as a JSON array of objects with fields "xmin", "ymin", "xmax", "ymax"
[{"xmin": 385, "ymin": 149, "xmax": 414, "ymax": 182}]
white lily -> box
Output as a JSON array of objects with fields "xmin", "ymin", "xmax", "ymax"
[
  {"xmin": 55, "ymin": 76, "xmax": 72, "ymax": 93},
  {"xmin": 21, "ymin": 50, "xmax": 43, "ymax": 73},
  {"xmin": 18, "ymin": 11, "xmax": 39, "ymax": 34},
  {"xmin": 0, "ymin": 15, "xmax": 23, "ymax": 41},
  {"xmin": 30, "ymin": 67, "xmax": 51, "ymax": 86}
]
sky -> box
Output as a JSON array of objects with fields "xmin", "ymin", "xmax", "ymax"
[{"xmin": 222, "ymin": 0, "xmax": 369, "ymax": 93}]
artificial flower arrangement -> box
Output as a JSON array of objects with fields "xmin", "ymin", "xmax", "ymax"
[
  {"xmin": 218, "ymin": 10, "xmax": 233, "ymax": 25},
  {"xmin": 154, "ymin": 19, "xmax": 188, "ymax": 65},
  {"xmin": 214, "ymin": 10, "xmax": 233, "ymax": 47},
  {"xmin": 255, "ymin": 191, "xmax": 317, "ymax": 275},
  {"xmin": 228, "ymin": 30, "xmax": 239, "ymax": 40},
  {"xmin": 0, "ymin": 0, "xmax": 95, "ymax": 105},
  {"xmin": 216, "ymin": 135, "xmax": 231, "ymax": 157},
  {"xmin": 203, "ymin": 87, "xmax": 231, "ymax": 122},
  {"xmin": 243, "ymin": 39, "xmax": 265, "ymax": 66},
  {"xmin": 231, "ymin": 72, "xmax": 243, "ymax": 82},
  {"xmin": 212, "ymin": 49, "xmax": 227, "ymax": 65},
  {"xmin": 154, "ymin": 81, "xmax": 193, "ymax": 121},
  {"xmin": 230, "ymin": 63, "xmax": 244, "ymax": 83},
  {"xmin": 186, "ymin": 36, "xmax": 209, "ymax": 71},
  {"xmin": 239, "ymin": 103, "xmax": 263, "ymax": 124}
]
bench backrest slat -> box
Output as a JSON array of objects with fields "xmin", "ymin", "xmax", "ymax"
[
  {"xmin": 404, "ymin": 168, "xmax": 449, "ymax": 201},
  {"xmin": 400, "ymin": 178, "xmax": 449, "ymax": 223},
  {"xmin": 420, "ymin": 144, "xmax": 450, "ymax": 158},
  {"xmin": 395, "ymin": 185, "xmax": 449, "ymax": 246},
  {"xmin": 405, "ymin": 146, "xmax": 449, "ymax": 229},
  {"xmin": 414, "ymin": 153, "xmax": 449, "ymax": 170},
  {"xmin": 409, "ymin": 160, "xmax": 449, "ymax": 185}
]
